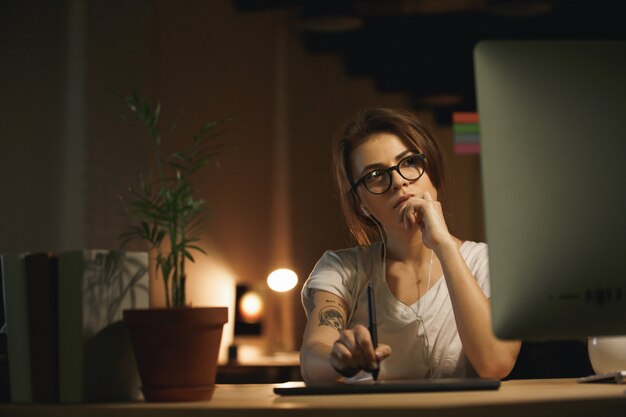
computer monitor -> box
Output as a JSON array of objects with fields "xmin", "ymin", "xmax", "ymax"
[{"xmin": 474, "ymin": 41, "xmax": 626, "ymax": 341}]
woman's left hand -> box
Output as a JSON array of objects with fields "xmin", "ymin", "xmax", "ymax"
[{"xmin": 400, "ymin": 191, "xmax": 454, "ymax": 250}]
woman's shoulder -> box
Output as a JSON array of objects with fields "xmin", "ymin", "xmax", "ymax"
[
  {"xmin": 303, "ymin": 243, "xmax": 382, "ymax": 311},
  {"xmin": 459, "ymin": 240, "xmax": 487, "ymax": 252},
  {"xmin": 308, "ymin": 243, "xmax": 383, "ymax": 285},
  {"xmin": 459, "ymin": 241, "xmax": 490, "ymax": 294},
  {"xmin": 317, "ymin": 242, "xmax": 382, "ymax": 265},
  {"xmin": 459, "ymin": 240, "xmax": 489, "ymax": 266}
]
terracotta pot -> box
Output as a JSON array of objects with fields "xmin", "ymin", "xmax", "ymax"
[{"xmin": 123, "ymin": 307, "xmax": 228, "ymax": 401}]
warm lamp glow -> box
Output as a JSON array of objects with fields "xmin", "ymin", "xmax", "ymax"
[
  {"xmin": 239, "ymin": 291, "xmax": 264, "ymax": 323},
  {"xmin": 183, "ymin": 253, "xmax": 237, "ymax": 364},
  {"xmin": 267, "ymin": 268, "xmax": 298, "ymax": 292}
]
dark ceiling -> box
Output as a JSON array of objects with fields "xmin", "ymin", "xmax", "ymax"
[{"xmin": 233, "ymin": 0, "xmax": 626, "ymax": 123}]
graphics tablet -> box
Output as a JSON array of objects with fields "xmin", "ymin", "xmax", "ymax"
[{"xmin": 273, "ymin": 378, "xmax": 500, "ymax": 396}]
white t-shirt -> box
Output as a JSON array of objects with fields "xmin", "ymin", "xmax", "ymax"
[{"xmin": 301, "ymin": 241, "xmax": 490, "ymax": 380}]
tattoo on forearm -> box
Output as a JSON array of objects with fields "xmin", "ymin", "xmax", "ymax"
[{"xmin": 318, "ymin": 307, "xmax": 345, "ymax": 331}]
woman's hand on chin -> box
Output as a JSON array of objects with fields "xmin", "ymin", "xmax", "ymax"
[{"xmin": 400, "ymin": 191, "xmax": 455, "ymax": 250}]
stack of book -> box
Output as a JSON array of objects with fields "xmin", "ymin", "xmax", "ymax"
[
  {"xmin": 452, "ymin": 112, "xmax": 481, "ymax": 155},
  {"xmin": 0, "ymin": 250, "xmax": 149, "ymax": 403}
]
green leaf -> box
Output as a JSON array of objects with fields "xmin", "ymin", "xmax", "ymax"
[
  {"xmin": 182, "ymin": 249, "xmax": 195, "ymax": 262},
  {"xmin": 155, "ymin": 229, "xmax": 166, "ymax": 244},
  {"xmin": 186, "ymin": 245, "xmax": 207, "ymax": 255},
  {"xmin": 154, "ymin": 102, "xmax": 161, "ymax": 126},
  {"xmin": 192, "ymin": 120, "xmax": 220, "ymax": 142}
]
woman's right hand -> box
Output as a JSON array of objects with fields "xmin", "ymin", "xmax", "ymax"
[
  {"xmin": 330, "ymin": 324, "xmax": 392, "ymax": 377},
  {"xmin": 300, "ymin": 290, "xmax": 391, "ymax": 383}
]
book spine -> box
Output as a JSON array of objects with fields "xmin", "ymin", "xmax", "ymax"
[
  {"xmin": 1, "ymin": 254, "xmax": 33, "ymax": 403},
  {"xmin": 58, "ymin": 251, "xmax": 85, "ymax": 403},
  {"xmin": 452, "ymin": 111, "xmax": 479, "ymax": 124},
  {"xmin": 25, "ymin": 253, "xmax": 59, "ymax": 403}
]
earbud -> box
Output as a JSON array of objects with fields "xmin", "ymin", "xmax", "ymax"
[{"xmin": 361, "ymin": 206, "xmax": 371, "ymax": 217}]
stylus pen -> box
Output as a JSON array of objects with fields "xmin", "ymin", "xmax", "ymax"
[{"xmin": 367, "ymin": 283, "xmax": 379, "ymax": 381}]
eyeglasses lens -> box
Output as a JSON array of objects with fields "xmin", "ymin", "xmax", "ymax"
[{"xmin": 364, "ymin": 155, "xmax": 424, "ymax": 194}]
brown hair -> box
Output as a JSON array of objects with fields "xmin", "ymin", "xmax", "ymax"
[{"xmin": 331, "ymin": 108, "xmax": 447, "ymax": 245}]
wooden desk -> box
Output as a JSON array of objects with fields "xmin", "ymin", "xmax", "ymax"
[
  {"xmin": 1, "ymin": 379, "xmax": 625, "ymax": 417},
  {"xmin": 216, "ymin": 363, "xmax": 302, "ymax": 383},
  {"xmin": 216, "ymin": 350, "xmax": 302, "ymax": 383}
]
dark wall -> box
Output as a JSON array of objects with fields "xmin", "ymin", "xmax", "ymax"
[{"xmin": 1, "ymin": 0, "xmax": 485, "ymax": 351}]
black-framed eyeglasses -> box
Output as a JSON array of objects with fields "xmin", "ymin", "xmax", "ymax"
[{"xmin": 352, "ymin": 153, "xmax": 426, "ymax": 195}]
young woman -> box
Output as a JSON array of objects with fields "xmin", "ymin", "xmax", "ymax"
[{"xmin": 299, "ymin": 108, "xmax": 520, "ymax": 383}]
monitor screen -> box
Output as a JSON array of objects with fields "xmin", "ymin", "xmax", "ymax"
[{"xmin": 474, "ymin": 41, "xmax": 626, "ymax": 340}]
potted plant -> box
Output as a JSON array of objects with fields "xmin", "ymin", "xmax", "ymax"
[{"xmin": 118, "ymin": 91, "xmax": 230, "ymax": 402}]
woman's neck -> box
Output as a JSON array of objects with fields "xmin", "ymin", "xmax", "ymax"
[{"xmin": 384, "ymin": 227, "xmax": 430, "ymax": 264}]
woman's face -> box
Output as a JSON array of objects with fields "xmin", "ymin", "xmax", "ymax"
[{"xmin": 351, "ymin": 132, "xmax": 438, "ymax": 229}]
